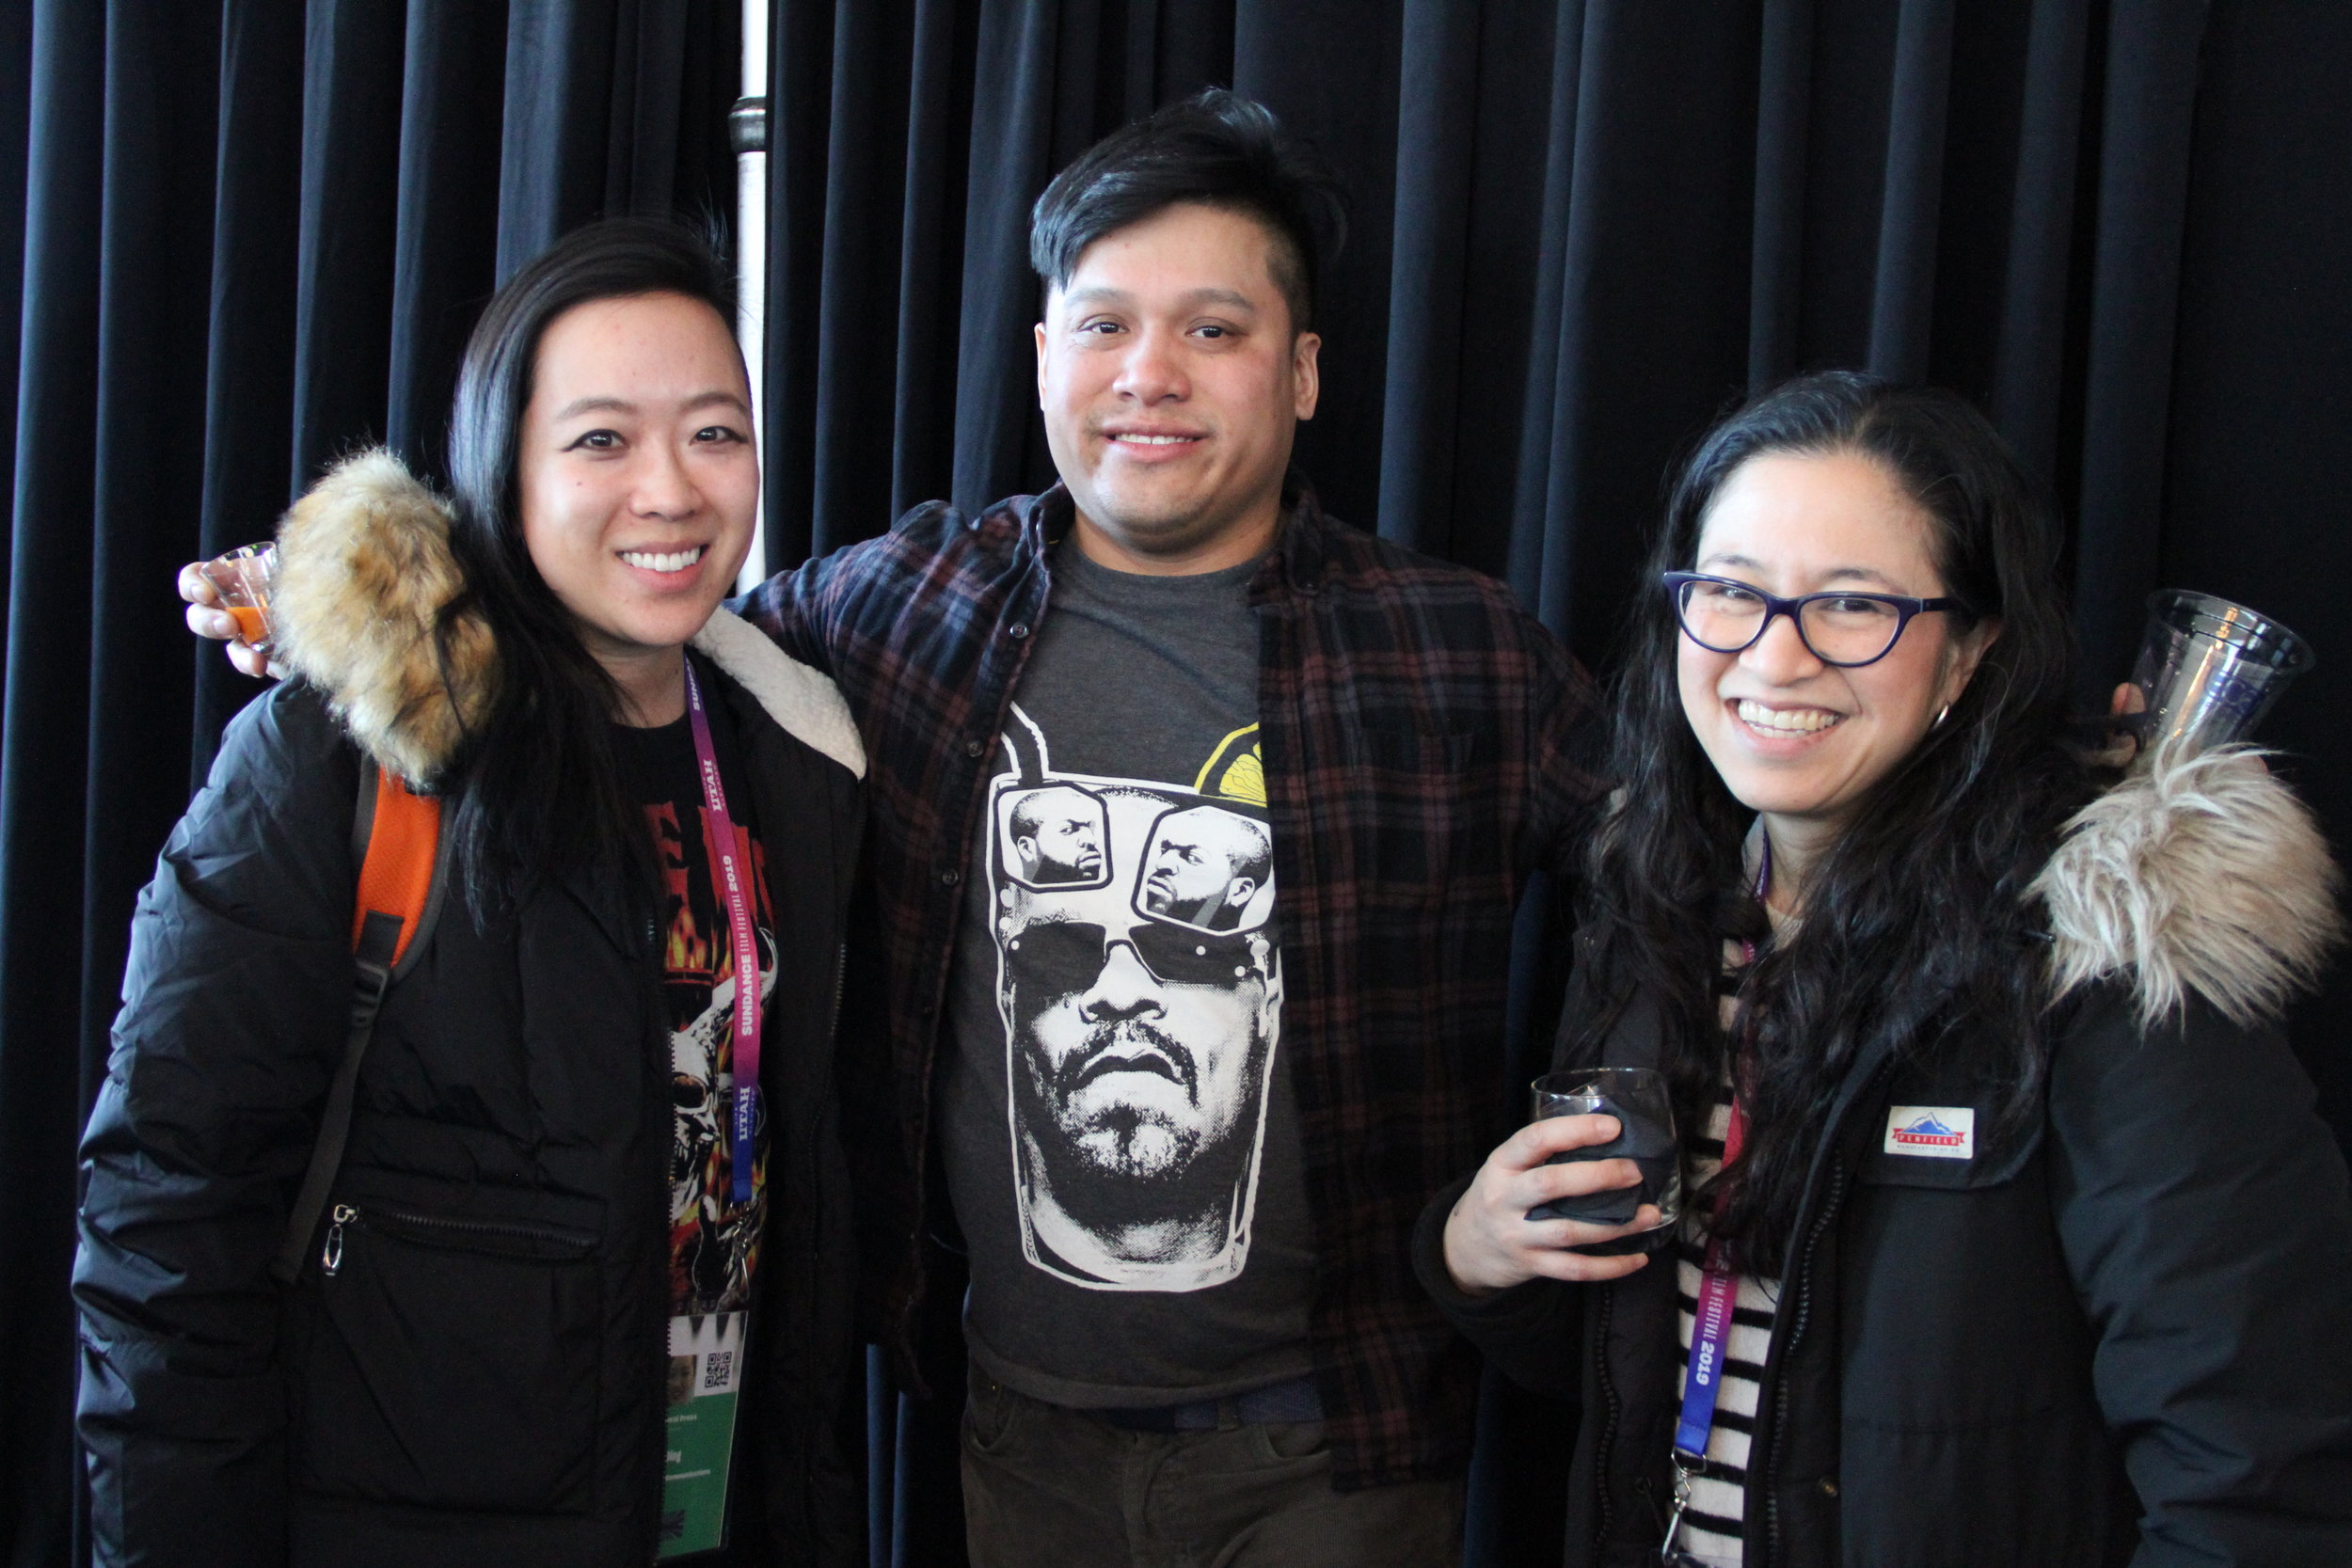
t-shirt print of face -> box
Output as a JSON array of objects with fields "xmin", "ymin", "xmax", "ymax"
[{"xmin": 986, "ymin": 705, "xmax": 1281, "ymax": 1292}]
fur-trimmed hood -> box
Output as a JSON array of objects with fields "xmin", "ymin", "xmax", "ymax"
[
  {"xmin": 269, "ymin": 448, "xmax": 865, "ymax": 782},
  {"xmin": 2033, "ymin": 742, "xmax": 2341, "ymax": 1027}
]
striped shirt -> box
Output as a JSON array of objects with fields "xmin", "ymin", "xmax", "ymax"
[{"xmin": 1668, "ymin": 939, "xmax": 1784, "ymax": 1567}]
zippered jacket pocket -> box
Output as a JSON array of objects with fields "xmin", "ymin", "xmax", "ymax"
[
  {"xmin": 320, "ymin": 1200, "xmax": 598, "ymax": 1273},
  {"xmin": 290, "ymin": 1172, "xmax": 608, "ymax": 1516}
]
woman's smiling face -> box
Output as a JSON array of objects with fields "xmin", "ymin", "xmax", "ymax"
[
  {"xmin": 516, "ymin": 291, "xmax": 757, "ymax": 682},
  {"xmin": 1677, "ymin": 449, "xmax": 1994, "ymax": 856}
]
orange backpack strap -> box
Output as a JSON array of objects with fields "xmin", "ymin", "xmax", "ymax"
[
  {"xmin": 351, "ymin": 764, "xmax": 444, "ymax": 970},
  {"xmin": 272, "ymin": 754, "xmax": 449, "ymax": 1285}
]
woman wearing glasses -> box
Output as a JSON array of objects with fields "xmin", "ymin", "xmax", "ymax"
[{"xmin": 1419, "ymin": 372, "xmax": 2352, "ymax": 1565}]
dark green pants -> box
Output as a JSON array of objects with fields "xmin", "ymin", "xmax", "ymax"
[{"xmin": 960, "ymin": 1369, "xmax": 1465, "ymax": 1568}]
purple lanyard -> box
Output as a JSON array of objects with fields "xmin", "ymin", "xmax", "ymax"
[
  {"xmin": 1671, "ymin": 841, "xmax": 1771, "ymax": 1468},
  {"xmin": 683, "ymin": 660, "xmax": 763, "ymax": 1203}
]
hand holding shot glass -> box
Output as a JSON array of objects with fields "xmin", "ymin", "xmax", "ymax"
[
  {"xmin": 184, "ymin": 543, "xmax": 280, "ymax": 674},
  {"xmin": 198, "ymin": 544, "xmax": 275, "ymax": 647}
]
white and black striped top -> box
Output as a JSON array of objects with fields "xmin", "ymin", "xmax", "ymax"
[{"xmin": 1666, "ymin": 941, "xmax": 1784, "ymax": 1567}]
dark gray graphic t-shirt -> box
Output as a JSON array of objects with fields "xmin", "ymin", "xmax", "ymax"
[{"xmin": 941, "ymin": 540, "xmax": 1315, "ymax": 1407}]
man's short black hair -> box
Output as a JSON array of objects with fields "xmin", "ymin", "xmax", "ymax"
[{"xmin": 1029, "ymin": 89, "xmax": 1347, "ymax": 335}]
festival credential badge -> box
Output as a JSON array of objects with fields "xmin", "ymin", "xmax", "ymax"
[{"xmin": 660, "ymin": 1310, "xmax": 747, "ymax": 1557}]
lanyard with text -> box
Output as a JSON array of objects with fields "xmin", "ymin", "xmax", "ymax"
[
  {"xmin": 1662, "ymin": 841, "xmax": 1771, "ymax": 1562},
  {"xmin": 1671, "ymin": 1097, "xmax": 1747, "ymax": 1467},
  {"xmin": 683, "ymin": 659, "xmax": 763, "ymax": 1203}
]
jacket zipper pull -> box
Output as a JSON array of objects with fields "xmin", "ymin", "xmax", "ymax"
[{"xmin": 323, "ymin": 1203, "xmax": 357, "ymax": 1277}]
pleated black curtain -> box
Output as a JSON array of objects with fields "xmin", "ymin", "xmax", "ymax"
[{"xmin": 4, "ymin": 3, "xmax": 2348, "ymax": 1565}]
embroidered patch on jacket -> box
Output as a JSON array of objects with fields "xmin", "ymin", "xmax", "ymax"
[{"xmin": 1883, "ymin": 1106, "xmax": 1976, "ymax": 1159}]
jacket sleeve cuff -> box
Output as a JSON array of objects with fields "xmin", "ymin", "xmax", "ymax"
[{"xmin": 1411, "ymin": 1173, "xmax": 1566, "ymax": 1333}]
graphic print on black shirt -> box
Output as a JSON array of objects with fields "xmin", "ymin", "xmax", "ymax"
[
  {"xmin": 986, "ymin": 702, "xmax": 1280, "ymax": 1292},
  {"xmin": 621, "ymin": 714, "xmax": 776, "ymax": 1318}
]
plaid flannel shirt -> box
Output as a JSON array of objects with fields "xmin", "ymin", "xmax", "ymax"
[{"xmin": 738, "ymin": 481, "xmax": 1606, "ymax": 1488}]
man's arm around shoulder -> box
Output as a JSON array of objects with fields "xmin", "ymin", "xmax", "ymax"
[{"xmin": 729, "ymin": 499, "xmax": 977, "ymax": 674}]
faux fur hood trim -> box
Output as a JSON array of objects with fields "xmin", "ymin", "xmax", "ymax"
[
  {"xmin": 272, "ymin": 450, "xmax": 497, "ymax": 784},
  {"xmin": 271, "ymin": 448, "xmax": 865, "ymax": 783},
  {"xmin": 2033, "ymin": 742, "xmax": 2342, "ymax": 1028}
]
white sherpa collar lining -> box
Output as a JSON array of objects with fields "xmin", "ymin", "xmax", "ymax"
[{"xmin": 691, "ymin": 605, "xmax": 866, "ymax": 780}]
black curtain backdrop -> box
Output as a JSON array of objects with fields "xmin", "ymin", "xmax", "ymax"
[{"xmin": 3, "ymin": 4, "xmax": 2346, "ymax": 1565}]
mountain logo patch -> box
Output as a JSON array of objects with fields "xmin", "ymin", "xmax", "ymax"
[{"xmin": 1884, "ymin": 1105, "xmax": 1975, "ymax": 1160}]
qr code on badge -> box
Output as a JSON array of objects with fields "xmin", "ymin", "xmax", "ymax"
[{"xmin": 703, "ymin": 1349, "xmax": 734, "ymax": 1390}]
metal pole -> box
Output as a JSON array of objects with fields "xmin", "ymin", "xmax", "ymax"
[{"xmin": 733, "ymin": 0, "xmax": 771, "ymax": 593}]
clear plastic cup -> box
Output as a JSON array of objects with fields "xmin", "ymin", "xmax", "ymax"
[{"xmin": 2127, "ymin": 589, "xmax": 2312, "ymax": 755}]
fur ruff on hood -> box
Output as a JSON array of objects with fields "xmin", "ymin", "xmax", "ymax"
[
  {"xmin": 2033, "ymin": 741, "xmax": 2340, "ymax": 1028},
  {"xmin": 270, "ymin": 448, "xmax": 865, "ymax": 783}
]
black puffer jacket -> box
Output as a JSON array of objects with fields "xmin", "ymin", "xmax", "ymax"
[
  {"xmin": 1418, "ymin": 749, "xmax": 2352, "ymax": 1567},
  {"xmin": 73, "ymin": 453, "xmax": 869, "ymax": 1567}
]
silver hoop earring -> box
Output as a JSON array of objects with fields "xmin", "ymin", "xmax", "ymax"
[{"xmin": 1932, "ymin": 705, "xmax": 1951, "ymax": 728}]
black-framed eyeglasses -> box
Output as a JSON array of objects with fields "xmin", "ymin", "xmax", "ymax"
[{"xmin": 1662, "ymin": 571, "xmax": 1958, "ymax": 668}]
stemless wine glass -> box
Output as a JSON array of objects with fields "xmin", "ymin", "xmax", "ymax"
[{"xmin": 1524, "ymin": 1067, "xmax": 1681, "ymax": 1253}]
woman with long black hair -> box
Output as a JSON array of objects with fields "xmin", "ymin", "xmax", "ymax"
[
  {"xmin": 1421, "ymin": 372, "xmax": 2352, "ymax": 1565},
  {"xmin": 76, "ymin": 221, "xmax": 866, "ymax": 1566}
]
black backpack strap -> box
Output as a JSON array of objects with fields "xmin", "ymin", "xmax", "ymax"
[{"xmin": 269, "ymin": 756, "xmax": 450, "ymax": 1285}]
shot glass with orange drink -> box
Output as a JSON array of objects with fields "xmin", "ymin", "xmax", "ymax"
[{"xmin": 198, "ymin": 544, "xmax": 277, "ymax": 655}]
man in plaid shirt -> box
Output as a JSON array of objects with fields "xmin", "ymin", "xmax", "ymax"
[{"xmin": 738, "ymin": 91, "xmax": 1607, "ymax": 1564}]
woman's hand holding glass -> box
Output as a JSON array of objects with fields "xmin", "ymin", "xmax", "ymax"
[{"xmin": 1441, "ymin": 1115, "xmax": 1657, "ymax": 1298}]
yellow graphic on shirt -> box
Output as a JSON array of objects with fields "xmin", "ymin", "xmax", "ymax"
[{"xmin": 1194, "ymin": 724, "xmax": 1266, "ymax": 808}]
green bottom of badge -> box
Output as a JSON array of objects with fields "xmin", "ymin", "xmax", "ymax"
[{"xmin": 660, "ymin": 1311, "xmax": 747, "ymax": 1560}]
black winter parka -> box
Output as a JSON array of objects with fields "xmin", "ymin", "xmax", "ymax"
[
  {"xmin": 1417, "ymin": 749, "xmax": 2352, "ymax": 1567},
  {"xmin": 73, "ymin": 452, "xmax": 870, "ymax": 1568}
]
